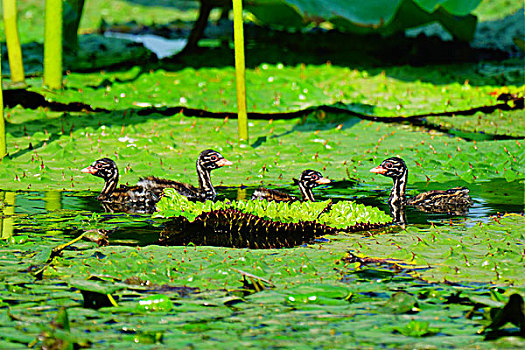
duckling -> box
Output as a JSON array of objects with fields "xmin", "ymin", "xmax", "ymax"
[
  {"xmin": 137, "ymin": 149, "xmax": 232, "ymax": 201},
  {"xmin": 370, "ymin": 157, "xmax": 472, "ymax": 214},
  {"xmin": 81, "ymin": 158, "xmax": 158, "ymax": 214}
]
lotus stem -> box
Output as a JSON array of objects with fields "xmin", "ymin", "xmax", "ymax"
[
  {"xmin": 0, "ymin": 54, "xmax": 6, "ymax": 158},
  {"xmin": 232, "ymin": 0, "xmax": 248, "ymax": 142},
  {"xmin": 44, "ymin": 0, "xmax": 63, "ymax": 89},
  {"xmin": 2, "ymin": 0, "xmax": 25, "ymax": 84}
]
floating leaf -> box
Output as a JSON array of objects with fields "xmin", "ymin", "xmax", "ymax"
[
  {"xmin": 384, "ymin": 291, "xmax": 419, "ymax": 314},
  {"xmin": 393, "ymin": 320, "xmax": 440, "ymax": 337}
]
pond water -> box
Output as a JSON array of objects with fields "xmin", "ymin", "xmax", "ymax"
[{"xmin": 1, "ymin": 178, "xmax": 522, "ymax": 247}]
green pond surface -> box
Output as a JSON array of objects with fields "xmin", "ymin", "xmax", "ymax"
[
  {"xmin": 0, "ymin": 1, "xmax": 523, "ymax": 346},
  {"xmin": 0, "ymin": 180, "xmax": 523, "ymax": 349},
  {"xmin": 1, "ymin": 84, "xmax": 523, "ymax": 349}
]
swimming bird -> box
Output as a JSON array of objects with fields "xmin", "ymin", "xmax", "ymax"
[
  {"xmin": 137, "ymin": 149, "xmax": 232, "ymax": 201},
  {"xmin": 81, "ymin": 158, "xmax": 158, "ymax": 213},
  {"xmin": 370, "ymin": 157, "xmax": 472, "ymax": 215}
]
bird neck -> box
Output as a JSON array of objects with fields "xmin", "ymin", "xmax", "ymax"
[
  {"xmin": 197, "ymin": 163, "xmax": 215, "ymax": 200},
  {"xmin": 389, "ymin": 170, "xmax": 407, "ymax": 206},
  {"xmin": 99, "ymin": 172, "xmax": 119, "ymax": 200},
  {"xmin": 298, "ymin": 182, "xmax": 315, "ymax": 202}
]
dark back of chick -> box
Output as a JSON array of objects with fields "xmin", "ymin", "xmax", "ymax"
[
  {"xmin": 407, "ymin": 187, "xmax": 473, "ymax": 214},
  {"xmin": 251, "ymin": 187, "xmax": 299, "ymax": 202}
]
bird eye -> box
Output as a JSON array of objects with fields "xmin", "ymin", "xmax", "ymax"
[
  {"xmin": 311, "ymin": 174, "xmax": 319, "ymax": 180},
  {"xmin": 95, "ymin": 163, "xmax": 102, "ymax": 169},
  {"xmin": 210, "ymin": 155, "xmax": 218, "ymax": 161},
  {"xmin": 385, "ymin": 162, "xmax": 392, "ymax": 169}
]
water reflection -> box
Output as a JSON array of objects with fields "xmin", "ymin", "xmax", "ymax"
[
  {"xmin": 159, "ymin": 212, "xmax": 337, "ymax": 249},
  {"xmin": 0, "ymin": 192, "xmax": 15, "ymax": 240},
  {"xmin": 389, "ymin": 201, "xmax": 407, "ymax": 229},
  {"xmin": 236, "ymin": 187, "xmax": 247, "ymax": 201},
  {"xmin": 44, "ymin": 191, "xmax": 62, "ymax": 212}
]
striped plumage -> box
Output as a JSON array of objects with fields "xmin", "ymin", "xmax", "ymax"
[
  {"xmin": 251, "ymin": 170, "xmax": 330, "ymax": 202},
  {"xmin": 407, "ymin": 187, "xmax": 473, "ymax": 214},
  {"xmin": 370, "ymin": 157, "xmax": 473, "ymax": 215}
]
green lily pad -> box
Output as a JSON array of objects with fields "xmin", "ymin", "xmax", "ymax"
[{"xmin": 393, "ymin": 320, "xmax": 440, "ymax": 337}]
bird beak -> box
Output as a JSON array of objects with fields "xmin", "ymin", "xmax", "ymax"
[
  {"xmin": 370, "ymin": 166, "xmax": 387, "ymax": 174},
  {"xmin": 216, "ymin": 158, "xmax": 233, "ymax": 167},
  {"xmin": 81, "ymin": 166, "xmax": 97, "ymax": 174},
  {"xmin": 316, "ymin": 177, "xmax": 331, "ymax": 185}
]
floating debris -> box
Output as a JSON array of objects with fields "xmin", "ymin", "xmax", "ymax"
[{"xmin": 157, "ymin": 190, "xmax": 391, "ymax": 248}]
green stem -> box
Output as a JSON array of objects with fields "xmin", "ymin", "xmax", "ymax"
[
  {"xmin": 44, "ymin": 0, "xmax": 63, "ymax": 89},
  {"xmin": 0, "ymin": 53, "xmax": 6, "ymax": 158},
  {"xmin": 232, "ymin": 0, "xmax": 248, "ymax": 142},
  {"xmin": 2, "ymin": 0, "xmax": 25, "ymax": 83}
]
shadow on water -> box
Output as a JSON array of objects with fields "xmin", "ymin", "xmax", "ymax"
[{"xmin": 0, "ymin": 178, "xmax": 523, "ymax": 247}]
